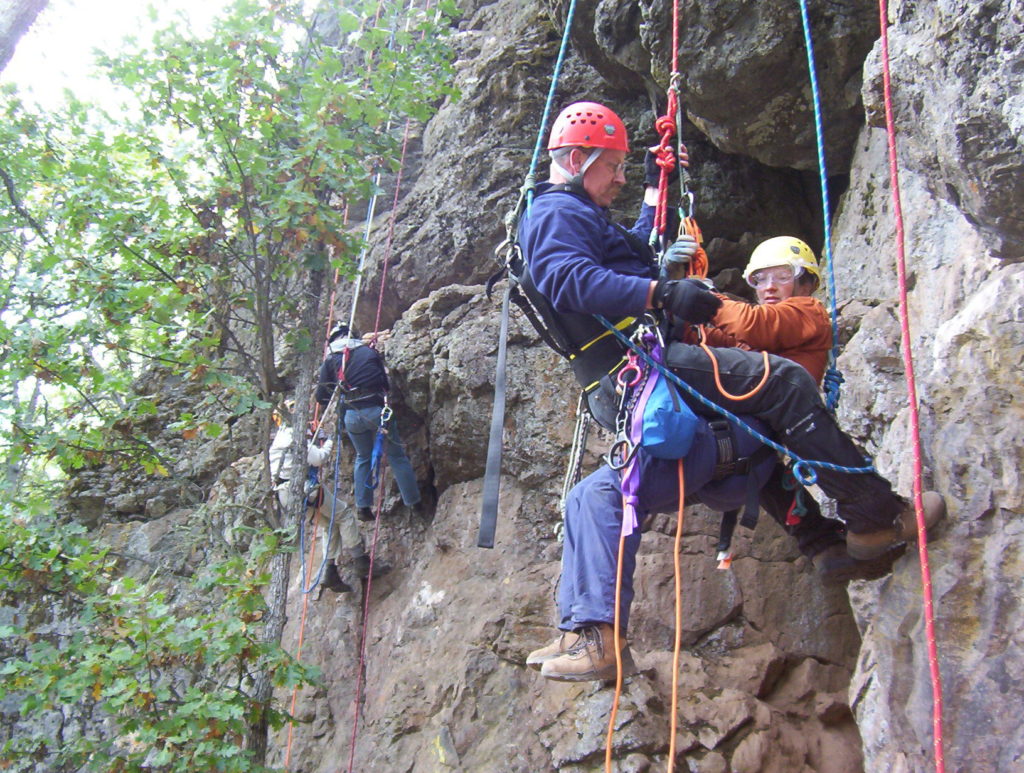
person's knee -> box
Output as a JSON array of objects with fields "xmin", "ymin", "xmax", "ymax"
[{"xmin": 769, "ymin": 356, "xmax": 819, "ymax": 398}]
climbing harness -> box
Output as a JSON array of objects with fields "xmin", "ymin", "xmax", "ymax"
[{"xmin": 597, "ymin": 315, "xmax": 876, "ymax": 483}]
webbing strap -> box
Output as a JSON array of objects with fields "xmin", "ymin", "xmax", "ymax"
[{"xmin": 478, "ymin": 282, "xmax": 511, "ymax": 548}]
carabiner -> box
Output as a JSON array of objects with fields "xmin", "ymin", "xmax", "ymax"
[
  {"xmin": 617, "ymin": 351, "xmax": 644, "ymax": 389},
  {"xmin": 605, "ymin": 434, "xmax": 639, "ymax": 471}
]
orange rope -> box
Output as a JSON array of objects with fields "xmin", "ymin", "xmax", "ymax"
[
  {"xmin": 681, "ymin": 217, "xmax": 708, "ymax": 278},
  {"xmin": 283, "ymin": 508, "xmax": 322, "ymax": 767},
  {"xmin": 605, "ymin": 520, "xmax": 628, "ymax": 772},
  {"xmin": 696, "ymin": 327, "xmax": 770, "ymax": 400},
  {"xmin": 283, "ymin": 200, "xmax": 350, "ymax": 767},
  {"xmin": 668, "ymin": 459, "xmax": 685, "ymax": 771}
]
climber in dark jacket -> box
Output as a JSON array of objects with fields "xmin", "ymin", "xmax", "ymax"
[
  {"xmin": 520, "ymin": 101, "xmax": 945, "ymax": 682},
  {"xmin": 316, "ymin": 324, "xmax": 423, "ymax": 523}
]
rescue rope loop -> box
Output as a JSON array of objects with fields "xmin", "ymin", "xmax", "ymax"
[
  {"xmin": 790, "ymin": 459, "xmax": 817, "ymax": 486},
  {"xmin": 596, "ymin": 315, "xmax": 876, "ymax": 478},
  {"xmin": 697, "ymin": 327, "xmax": 771, "ymax": 400}
]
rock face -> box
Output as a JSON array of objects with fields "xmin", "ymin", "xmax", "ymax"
[{"xmin": 36, "ymin": 0, "xmax": 1024, "ymax": 770}]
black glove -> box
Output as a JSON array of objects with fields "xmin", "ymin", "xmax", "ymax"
[
  {"xmin": 644, "ymin": 148, "xmax": 681, "ymax": 188},
  {"xmin": 653, "ymin": 279, "xmax": 722, "ymax": 324}
]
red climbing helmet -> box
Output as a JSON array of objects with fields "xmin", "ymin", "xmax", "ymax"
[{"xmin": 547, "ymin": 101, "xmax": 629, "ymax": 152}]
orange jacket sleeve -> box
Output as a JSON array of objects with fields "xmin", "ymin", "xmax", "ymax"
[{"xmin": 709, "ymin": 296, "xmax": 832, "ymax": 384}]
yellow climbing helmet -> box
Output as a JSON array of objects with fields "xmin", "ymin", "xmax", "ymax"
[{"xmin": 742, "ymin": 236, "xmax": 821, "ymax": 285}]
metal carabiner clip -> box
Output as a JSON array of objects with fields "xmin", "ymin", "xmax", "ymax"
[{"xmin": 605, "ymin": 434, "xmax": 639, "ymax": 471}]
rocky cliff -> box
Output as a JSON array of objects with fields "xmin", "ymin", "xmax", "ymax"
[{"xmin": 27, "ymin": 0, "xmax": 1024, "ymax": 770}]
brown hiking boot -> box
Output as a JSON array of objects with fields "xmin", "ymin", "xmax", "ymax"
[
  {"xmin": 539, "ymin": 623, "xmax": 636, "ymax": 682},
  {"xmin": 846, "ymin": 491, "xmax": 946, "ymax": 560},
  {"xmin": 526, "ymin": 631, "xmax": 581, "ymax": 669},
  {"xmin": 811, "ymin": 543, "xmax": 907, "ymax": 584}
]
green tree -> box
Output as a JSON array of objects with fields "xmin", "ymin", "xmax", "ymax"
[
  {"xmin": 0, "ymin": 0, "xmax": 457, "ymax": 767},
  {"xmin": 0, "ymin": 512, "xmax": 317, "ymax": 772}
]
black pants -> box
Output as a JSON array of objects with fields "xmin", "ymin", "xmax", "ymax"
[
  {"xmin": 758, "ymin": 462, "xmax": 844, "ymax": 558},
  {"xmin": 664, "ymin": 343, "xmax": 903, "ymax": 534}
]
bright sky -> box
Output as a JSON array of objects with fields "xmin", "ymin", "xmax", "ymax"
[{"xmin": 2, "ymin": 0, "xmax": 233, "ymax": 109}]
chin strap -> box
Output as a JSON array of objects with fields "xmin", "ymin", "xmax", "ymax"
[{"xmin": 550, "ymin": 146, "xmax": 604, "ymax": 188}]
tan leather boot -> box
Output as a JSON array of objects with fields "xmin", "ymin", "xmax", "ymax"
[
  {"xmin": 811, "ymin": 543, "xmax": 906, "ymax": 583},
  {"xmin": 846, "ymin": 491, "xmax": 946, "ymax": 560},
  {"xmin": 526, "ymin": 631, "xmax": 581, "ymax": 669},
  {"xmin": 539, "ymin": 623, "xmax": 636, "ymax": 682}
]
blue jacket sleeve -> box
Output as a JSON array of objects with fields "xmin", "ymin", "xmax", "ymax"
[
  {"xmin": 628, "ymin": 202, "xmax": 656, "ymax": 242},
  {"xmin": 524, "ymin": 201, "xmax": 652, "ymax": 316}
]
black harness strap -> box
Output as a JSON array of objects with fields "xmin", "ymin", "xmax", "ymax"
[
  {"xmin": 709, "ymin": 420, "xmax": 777, "ymax": 559},
  {"xmin": 478, "ymin": 281, "xmax": 512, "ymax": 548}
]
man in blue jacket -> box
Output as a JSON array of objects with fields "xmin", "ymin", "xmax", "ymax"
[{"xmin": 519, "ymin": 101, "xmax": 945, "ymax": 681}]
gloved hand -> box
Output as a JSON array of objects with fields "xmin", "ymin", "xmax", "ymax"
[
  {"xmin": 654, "ymin": 279, "xmax": 722, "ymax": 324},
  {"xmin": 644, "ymin": 144, "xmax": 688, "ymax": 188},
  {"xmin": 664, "ymin": 234, "xmax": 699, "ymax": 266},
  {"xmin": 644, "ymin": 149, "xmax": 678, "ymax": 188}
]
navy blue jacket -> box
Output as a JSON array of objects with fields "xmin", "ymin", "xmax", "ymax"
[
  {"xmin": 518, "ymin": 183, "xmax": 658, "ymax": 316},
  {"xmin": 315, "ymin": 340, "xmax": 388, "ymax": 408}
]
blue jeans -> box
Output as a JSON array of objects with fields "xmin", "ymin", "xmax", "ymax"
[
  {"xmin": 343, "ymin": 404, "xmax": 420, "ymax": 509},
  {"xmin": 557, "ymin": 420, "xmax": 774, "ymax": 633}
]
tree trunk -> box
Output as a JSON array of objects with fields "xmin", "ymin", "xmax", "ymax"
[{"xmin": 245, "ymin": 266, "xmax": 325, "ymax": 763}]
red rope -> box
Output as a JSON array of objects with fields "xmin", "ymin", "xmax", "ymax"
[
  {"xmin": 653, "ymin": 105, "xmax": 678, "ymax": 236},
  {"xmin": 346, "ymin": 461, "xmax": 389, "ymax": 773},
  {"xmin": 349, "ymin": 4, "xmax": 432, "ymax": 764},
  {"xmin": 878, "ymin": 3, "xmax": 945, "ymax": 770}
]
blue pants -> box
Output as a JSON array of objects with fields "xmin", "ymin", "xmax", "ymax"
[
  {"xmin": 557, "ymin": 419, "xmax": 774, "ymax": 633},
  {"xmin": 343, "ymin": 404, "xmax": 420, "ymax": 509}
]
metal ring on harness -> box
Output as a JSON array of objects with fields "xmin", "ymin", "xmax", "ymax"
[
  {"xmin": 791, "ymin": 459, "xmax": 817, "ymax": 486},
  {"xmin": 605, "ymin": 436, "xmax": 639, "ymax": 471},
  {"xmin": 379, "ymin": 405, "xmax": 393, "ymax": 425},
  {"xmin": 617, "ymin": 360, "xmax": 643, "ymax": 389}
]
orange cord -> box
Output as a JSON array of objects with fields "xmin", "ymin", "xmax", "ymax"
[
  {"xmin": 283, "ymin": 508, "xmax": 321, "ymax": 767},
  {"xmin": 605, "ymin": 516, "xmax": 628, "ymax": 772},
  {"xmin": 668, "ymin": 459, "xmax": 685, "ymax": 771},
  {"xmin": 696, "ymin": 326, "xmax": 770, "ymax": 401},
  {"xmin": 681, "ymin": 217, "xmax": 708, "ymax": 279}
]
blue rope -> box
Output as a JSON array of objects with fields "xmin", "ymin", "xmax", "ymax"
[
  {"xmin": 367, "ymin": 428, "xmax": 387, "ymax": 491},
  {"xmin": 796, "ymin": 0, "xmax": 843, "ymax": 412},
  {"xmin": 525, "ymin": 0, "xmax": 579, "ymax": 213},
  {"xmin": 596, "ymin": 316, "xmax": 875, "ymax": 485}
]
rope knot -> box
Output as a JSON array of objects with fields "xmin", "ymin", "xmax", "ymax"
[{"xmin": 823, "ymin": 367, "xmax": 844, "ymax": 412}]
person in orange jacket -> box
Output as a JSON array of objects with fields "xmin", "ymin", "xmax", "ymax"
[{"xmin": 667, "ymin": 234, "xmax": 891, "ymax": 580}]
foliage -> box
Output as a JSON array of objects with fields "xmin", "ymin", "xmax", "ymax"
[
  {"xmin": 0, "ymin": 0, "xmax": 459, "ymax": 768},
  {"xmin": 0, "ymin": 507, "xmax": 318, "ymax": 771},
  {"xmin": 0, "ymin": 0, "xmax": 458, "ymax": 495}
]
